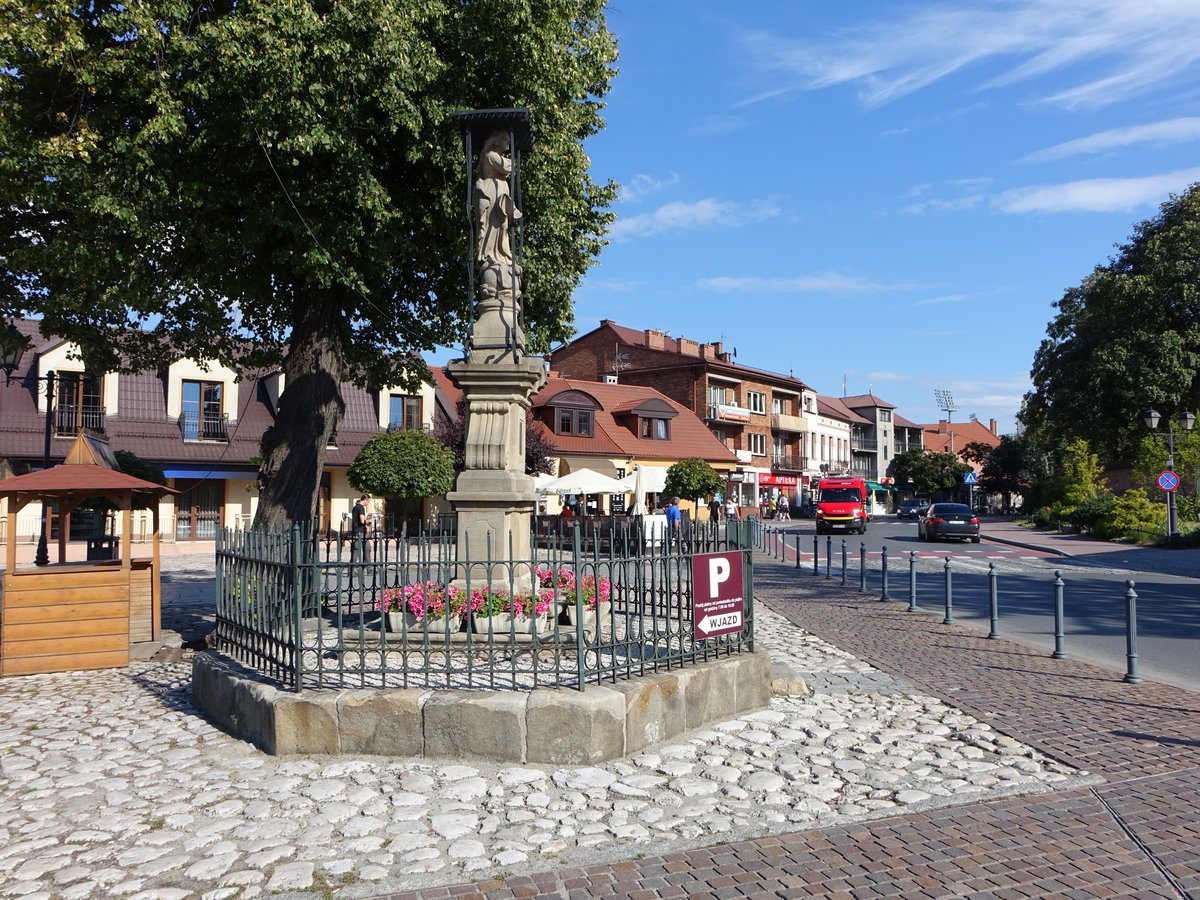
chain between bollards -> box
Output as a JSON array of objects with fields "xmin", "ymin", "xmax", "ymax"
[
  {"xmin": 987, "ymin": 563, "xmax": 1000, "ymax": 639},
  {"xmin": 859, "ymin": 542, "xmax": 867, "ymax": 593},
  {"xmin": 1051, "ymin": 570, "xmax": 1067, "ymax": 659},
  {"xmin": 942, "ymin": 556, "xmax": 953, "ymax": 624},
  {"xmin": 1123, "ymin": 580, "xmax": 1141, "ymax": 684},
  {"xmin": 879, "ymin": 545, "xmax": 891, "ymax": 601},
  {"xmin": 906, "ymin": 550, "xmax": 918, "ymax": 612},
  {"xmin": 841, "ymin": 539, "xmax": 847, "ymax": 585}
]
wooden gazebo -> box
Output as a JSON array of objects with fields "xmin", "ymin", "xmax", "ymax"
[{"xmin": 0, "ymin": 464, "xmax": 176, "ymax": 676}]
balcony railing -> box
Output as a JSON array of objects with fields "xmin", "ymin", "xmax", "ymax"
[
  {"xmin": 852, "ymin": 437, "xmax": 878, "ymax": 451},
  {"xmin": 179, "ymin": 411, "xmax": 230, "ymax": 442},
  {"xmin": 386, "ymin": 422, "xmax": 432, "ymax": 433},
  {"xmin": 893, "ymin": 441, "xmax": 921, "ymax": 454},
  {"xmin": 771, "ymin": 454, "xmax": 808, "ymax": 472},
  {"xmin": 54, "ymin": 405, "xmax": 106, "ymax": 437}
]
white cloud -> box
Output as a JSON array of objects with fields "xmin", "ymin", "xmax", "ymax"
[
  {"xmin": 579, "ymin": 278, "xmax": 646, "ymax": 293},
  {"xmin": 992, "ymin": 166, "xmax": 1200, "ymax": 213},
  {"xmin": 695, "ymin": 273, "xmax": 916, "ymax": 294},
  {"xmin": 609, "ymin": 198, "xmax": 779, "ymax": 241},
  {"xmin": 619, "ymin": 172, "xmax": 680, "ymax": 203},
  {"xmin": 914, "ymin": 294, "xmax": 970, "ymax": 306},
  {"xmin": 739, "ymin": 0, "xmax": 1200, "ymax": 109},
  {"xmin": 1024, "ymin": 117, "xmax": 1200, "ymax": 162}
]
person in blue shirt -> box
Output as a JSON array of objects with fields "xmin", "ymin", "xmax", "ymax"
[{"xmin": 665, "ymin": 497, "xmax": 682, "ymax": 545}]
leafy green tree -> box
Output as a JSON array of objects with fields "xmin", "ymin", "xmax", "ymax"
[
  {"xmin": 663, "ymin": 458, "xmax": 724, "ymax": 507},
  {"xmin": 1132, "ymin": 429, "xmax": 1200, "ymax": 520},
  {"xmin": 1, "ymin": 0, "xmax": 617, "ymax": 528},
  {"xmin": 891, "ymin": 449, "xmax": 970, "ymax": 497},
  {"xmin": 960, "ymin": 436, "xmax": 1046, "ymax": 511},
  {"xmin": 1060, "ymin": 438, "xmax": 1107, "ymax": 508},
  {"xmin": 1023, "ymin": 183, "xmax": 1200, "ymax": 459},
  {"xmin": 1092, "ymin": 489, "xmax": 1165, "ymax": 541},
  {"xmin": 347, "ymin": 430, "xmax": 454, "ymax": 503}
]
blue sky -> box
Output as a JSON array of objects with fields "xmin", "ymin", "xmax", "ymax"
[{"xmin": 530, "ymin": 0, "xmax": 1200, "ymax": 434}]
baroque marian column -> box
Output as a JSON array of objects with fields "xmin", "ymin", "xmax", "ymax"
[{"xmin": 445, "ymin": 109, "xmax": 546, "ymax": 578}]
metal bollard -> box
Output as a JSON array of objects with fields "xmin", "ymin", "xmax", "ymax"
[
  {"xmin": 942, "ymin": 556, "xmax": 953, "ymax": 624},
  {"xmin": 859, "ymin": 542, "xmax": 867, "ymax": 593},
  {"xmin": 879, "ymin": 545, "xmax": 891, "ymax": 601},
  {"xmin": 795, "ymin": 533, "xmax": 801, "ymax": 569},
  {"xmin": 841, "ymin": 539, "xmax": 847, "ymax": 585},
  {"xmin": 813, "ymin": 534, "xmax": 819, "ymax": 576},
  {"xmin": 987, "ymin": 563, "xmax": 999, "ymax": 639},
  {"xmin": 1051, "ymin": 570, "xmax": 1067, "ymax": 659},
  {"xmin": 907, "ymin": 550, "xmax": 918, "ymax": 612},
  {"xmin": 825, "ymin": 536, "xmax": 832, "ymax": 578},
  {"xmin": 1123, "ymin": 580, "xmax": 1141, "ymax": 684}
]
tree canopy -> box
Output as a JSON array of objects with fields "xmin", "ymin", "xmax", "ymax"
[
  {"xmin": 1022, "ymin": 183, "xmax": 1200, "ymax": 459},
  {"xmin": 891, "ymin": 449, "xmax": 971, "ymax": 497},
  {"xmin": 347, "ymin": 430, "xmax": 455, "ymax": 501},
  {"xmin": 663, "ymin": 458, "xmax": 724, "ymax": 505},
  {"xmin": 2, "ymin": 0, "xmax": 617, "ymax": 525}
]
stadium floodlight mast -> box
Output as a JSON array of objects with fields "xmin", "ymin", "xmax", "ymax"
[{"xmin": 934, "ymin": 389, "xmax": 957, "ymax": 423}]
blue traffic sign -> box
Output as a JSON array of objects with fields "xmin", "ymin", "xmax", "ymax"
[
  {"xmin": 1158, "ymin": 471, "xmax": 1179, "ymax": 492},
  {"xmin": 963, "ymin": 472, "xmax": 978, "ymax": 485}
]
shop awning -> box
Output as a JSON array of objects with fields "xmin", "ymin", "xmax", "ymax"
[{"xmin": 162, "ymin": 465, "xmax": 258, "ymax": 480}]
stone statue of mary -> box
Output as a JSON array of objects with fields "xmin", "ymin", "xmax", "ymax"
[{"xmin": 475, "ymin": 131, "xmax": 522, "ymax": 271}]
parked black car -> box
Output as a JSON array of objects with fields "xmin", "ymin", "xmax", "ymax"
[
  {"xmin": 917, "ymin": 502, "xmax": 981, "ymax": 542},
  {"xmin": 897, "ymin": 498, "xmax": 931, "ymax": 519}
]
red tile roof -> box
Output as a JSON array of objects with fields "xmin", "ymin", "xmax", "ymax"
[
  {"xmin": 577, "ymin": 321, "xmax": 813, "ymax": 392},
  {"xmin": 816, "ymin": 395, "xmax": 872, "ymax": 425},
  {"xmin": 431, "ymin": 367, "xmax": 736, "ymax": 467},
  {"xmin": 920, "ymin": 419, "xmax": 1000, "ymax": 453},
  {"xmin": 0, "ymin": 464, "xmax": 177, "ymax": 496}
]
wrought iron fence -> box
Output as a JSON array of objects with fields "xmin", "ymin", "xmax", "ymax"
[
  {"xmin": 214, "ymin": 518, "xmax": 755, "ymax": 692},
  {"xmin": 750, "ymin": 519, "xmax": 1150, "ymax": 684}
]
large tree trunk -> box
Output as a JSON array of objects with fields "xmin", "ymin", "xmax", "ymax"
[{"xmin": 253, "ymin": 293, "xmax": 346, "ymax": 529}]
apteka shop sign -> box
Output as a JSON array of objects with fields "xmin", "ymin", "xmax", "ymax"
[{"xmin": 691, "ymin": 551, "xmax": 745, "ymax": 640}]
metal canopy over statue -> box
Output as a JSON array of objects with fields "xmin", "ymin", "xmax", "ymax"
[{"xmin": 445, "ymin": 109, "xmax": 547, "ymax": 584}]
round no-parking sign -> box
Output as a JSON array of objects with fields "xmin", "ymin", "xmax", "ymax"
[{"xmin": 1158, "ymin": 471, "xmax": 1179, "ymax": 492}]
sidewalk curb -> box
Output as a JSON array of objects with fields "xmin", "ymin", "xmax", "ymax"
[{"xmin": 982, "ymin": 533, "xmax": 1073, "ymax": 558}]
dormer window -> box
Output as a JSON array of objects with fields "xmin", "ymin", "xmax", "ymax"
[
  {"xmin": 557, "ymin": 408, "xmax": 592, "ymax": 436},
  {"xmin": 640, "ymin": 416, "xmax": 669, "ymax": 440},
  {"xmin": 610, "ymin": 396, "xmax": 678, "ymax": 442},
  {"xmin": 544, "ymin": 389, "xmax": 601, "ymax": 438}
]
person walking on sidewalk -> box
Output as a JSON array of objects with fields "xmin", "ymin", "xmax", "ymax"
[{"xmin": 351, "ymin": 494, "xmax": 372, "ymax": 589}]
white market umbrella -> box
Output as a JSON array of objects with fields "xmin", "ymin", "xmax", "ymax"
[
  {"xmin": 617, "ymin": 466, "xmax": 669, "ymax": 494},
  {"xmin": 536, "ymin": 467, "xmax": 625, "ymax": 495},
  {"xmin": 628, "ymin": 465, "xmax": 648, "ymax": 515},
  {"xmin": 531, "ymin": 472, "xmax": 557, "ymax": 491}
]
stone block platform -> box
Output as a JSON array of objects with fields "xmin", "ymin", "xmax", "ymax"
[{"xmin": 192, "ymin": 649, "xmax": 774, "ymax": 764}]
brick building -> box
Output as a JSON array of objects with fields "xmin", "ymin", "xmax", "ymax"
[{"xmin": 549, "ymin": 320, "xmax": 823, "ymax": 509}]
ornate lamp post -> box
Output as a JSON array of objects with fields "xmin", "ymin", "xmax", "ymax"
[
  {"xmin": 2, "ymin": 323, "xmax": 56, "ymax": 565},
  {"xmin": 1140, "ymin": 408, "xmax": 1196, "ymax": 539}
]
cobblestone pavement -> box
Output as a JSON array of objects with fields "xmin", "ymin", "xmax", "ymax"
[
  {"xmin": 369, "ymin": 550, "xmax": 1200, "ymax": 900},
  {"xmin": 0, "ymin": 554, "xmax": 1103, "ymax": 900}
]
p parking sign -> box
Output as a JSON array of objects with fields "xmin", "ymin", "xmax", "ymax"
[{"xmin": 691, "ymin": 551, "xmax": 745, "ymax": 640}]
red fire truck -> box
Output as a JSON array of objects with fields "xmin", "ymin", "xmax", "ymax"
[{"xmin": 815, "ymin": 477, "xmax": 870, "ymax": 535}]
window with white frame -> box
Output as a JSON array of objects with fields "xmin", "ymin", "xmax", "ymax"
[
  {"xmin": 747, "ymin": 391, "xmax": 766, "ymax": 414},
  {"xmin": 771, "ymin": 396, "xmax": 786, "ymax": 415},
  {"xmin": 749, "ymin": 432, "xmax": 767, "ymax": 455}
]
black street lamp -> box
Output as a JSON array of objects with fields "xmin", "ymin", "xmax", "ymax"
[
  {"xmin": 1140, "ymin": 409, "xmax": 1196, "ymax": 539},
  {"xmin": 2, "ymin": 323, "xmax": 56, "ymax": 566}
]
